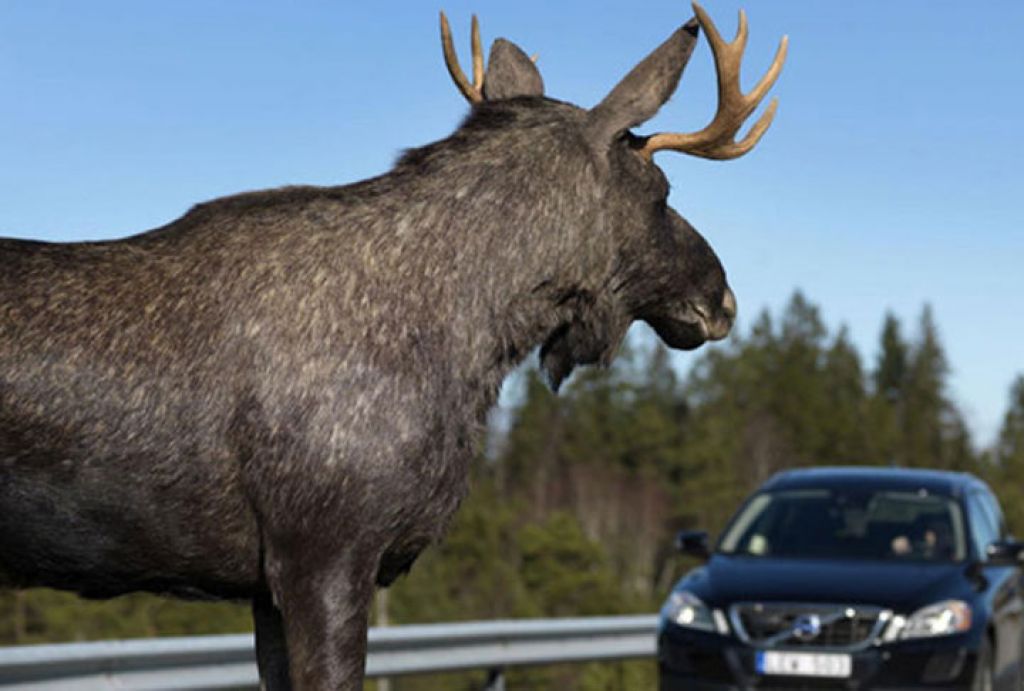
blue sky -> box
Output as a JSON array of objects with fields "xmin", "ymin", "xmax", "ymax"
[{"xmin": 1, "ymin": 1, "xmax": 1021, "ymax": 447}]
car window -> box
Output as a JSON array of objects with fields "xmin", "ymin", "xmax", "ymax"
[
  {"xmin": 980, "ymin": 490, "xmax": 1007, "ymax": 539},
  {"xmin": 718, "ymin": 488, "xmax": 966, "ymax": 562},
  {"xmin": 967, "ymin": 491, "xmax": 1001, "ymax": 558}
]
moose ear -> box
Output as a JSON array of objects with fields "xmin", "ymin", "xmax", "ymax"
[
  {"xmin": 586, "ymin": 19, "xmax": 699, "ymax": 145},
  {"xmin": 483, "ymin": 38, "xmax": 544, "ymax": 100}
]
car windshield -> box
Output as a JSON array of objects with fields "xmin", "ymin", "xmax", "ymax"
[{"xmin": 718, "ymin": 488, "xmax": 967, "ymax": 562}]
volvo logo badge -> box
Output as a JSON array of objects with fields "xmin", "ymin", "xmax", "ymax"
[{"xmin": 791, "ymin": 614, "xmax": 822, "ymax": 642}]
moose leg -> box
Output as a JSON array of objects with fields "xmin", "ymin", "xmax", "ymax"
[
  {"xmin": 266, "ymin": 545, "xmax": 380, "ymax": 691},
  {"xmin": 253, "ymin": 591, "xmax": 292, "ymax": 691}
]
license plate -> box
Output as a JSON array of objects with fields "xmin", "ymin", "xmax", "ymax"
[{"xmin": 756, "ymin": 651, "xmax": 852, "ymax": 678}]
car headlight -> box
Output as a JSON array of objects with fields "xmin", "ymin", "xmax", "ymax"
[
  {"xmin": 661, "ymin": 591, "xmax": 728, "ymax": 634},
  {"xmin": 883, "ymin": 600, "xmax": 972, "ymax": 641}
]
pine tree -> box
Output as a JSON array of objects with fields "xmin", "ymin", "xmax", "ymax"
[
  {"xmin": 998, "ymin": 376, "xmax": 1024, "ymax": 462},
  {"xmin": 771, "ymin": 291, "xmax": 831, "ymax": 463},
  {"xmin": 902, "ymin": 305, "xmax": 963, "ymax": 468},
  {"xmin": 821, "ymin": 326, "xmax": 869, "ymax": 464},
  {"xmin": 995, "ymin": 375, "xmax": 1024, "ymax": 534},
  {"xmin": 500, "ymin": 368, "xmax": 565, "ymax": 512},
  {"xmin": 873, "ymin": 313, "xmax": 908, "ymax": 404},
  {"xmin": 866, "ymin": 313, "xmax": 908, "ymax": 466}
]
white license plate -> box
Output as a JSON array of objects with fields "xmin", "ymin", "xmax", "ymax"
[{"xmin": 756, "ymin": 651, "xmax": 852, "ymax": 678}]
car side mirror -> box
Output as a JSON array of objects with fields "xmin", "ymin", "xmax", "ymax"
[
  {"xmin": 675, "ymin": 530, "xmax": 710, "ymax": 559},
  {"xmin": 985, "ymin": 539, "xmax": 1024, "ymax": 566}
]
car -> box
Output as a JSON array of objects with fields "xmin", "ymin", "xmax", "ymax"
[{"xmin": 657, "ymin": 466, "xmax": 1024, "ymax": 690}]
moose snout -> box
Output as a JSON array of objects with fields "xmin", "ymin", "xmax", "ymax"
[
  {"xmin": 723, "ymin": 287, "xmax": 737, "ymax": 321},
  {"xmin": 708, "ymin": 287, "xmax": 737, "ymax": 340}
]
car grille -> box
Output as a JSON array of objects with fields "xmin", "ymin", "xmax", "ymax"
[{"xmin": 729, "ymin": 602, "xmax": 890, "ymax": 651}]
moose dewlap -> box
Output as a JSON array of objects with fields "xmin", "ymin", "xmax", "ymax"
[{"xmin": 0, "ymin": 4, "xmax": 784, "ymax": 690}]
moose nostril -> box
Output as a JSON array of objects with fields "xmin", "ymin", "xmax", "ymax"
[{"xmin": 722, "ymin": 288, "xmax": 737, "ymax": 321}]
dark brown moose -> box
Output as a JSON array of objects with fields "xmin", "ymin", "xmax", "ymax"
[{"xmin": 0, "ymin": 4, "xmax": 785, "ymax": 689}]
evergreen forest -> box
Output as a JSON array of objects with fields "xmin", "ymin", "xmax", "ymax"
[{"xmin": 3, "ymin": 291, "xmax": 1024, "ymax": 691}]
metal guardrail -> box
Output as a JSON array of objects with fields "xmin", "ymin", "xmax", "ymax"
[{"xmin": 0, "ymin": 615, "xmax": 659, "ymax": 690}]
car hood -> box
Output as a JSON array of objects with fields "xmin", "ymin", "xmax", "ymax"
[{"xmin": 682, "ymin": 555, "xmax": 972, "ymax": 612}]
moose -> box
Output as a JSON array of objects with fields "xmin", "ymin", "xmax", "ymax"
[{"xmin": 0, "ymin": 4, "xmax": 785, "ymax": 690}]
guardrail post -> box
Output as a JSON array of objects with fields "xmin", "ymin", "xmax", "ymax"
[{"xmin": 484, "ymin": 667, "xmax": 506, "ymax": 691}]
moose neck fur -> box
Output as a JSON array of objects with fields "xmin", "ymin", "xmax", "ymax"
[
  {"xmin": 373, "ymin": 100, "xmax": 634, "ymax": 400},
  {"xmin": 159, "ymin": 98, "xmax": 630, "ymax": 416}
]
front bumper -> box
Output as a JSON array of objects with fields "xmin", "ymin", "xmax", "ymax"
[{"xmin": 658, "ymin": 624, "xmax": 977, "ymax": 690}]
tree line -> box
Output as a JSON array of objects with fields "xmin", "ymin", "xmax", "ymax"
[{"xmin": 3, "ymin": 290, "xmax": 1022, "ymax": 691}]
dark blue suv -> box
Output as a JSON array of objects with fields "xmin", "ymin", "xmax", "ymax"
[{"xmin": 658, "ymin": 467, "xmax": 1024, "ymax": 690}]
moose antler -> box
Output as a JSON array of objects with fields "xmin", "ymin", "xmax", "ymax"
[
  {"xmin": 640, "ymin": 2, "xmax": 788, "ymax": 161},
  {"xmin": 440, "ymin": 12, "xmax": 485, "ymax": 103}
]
